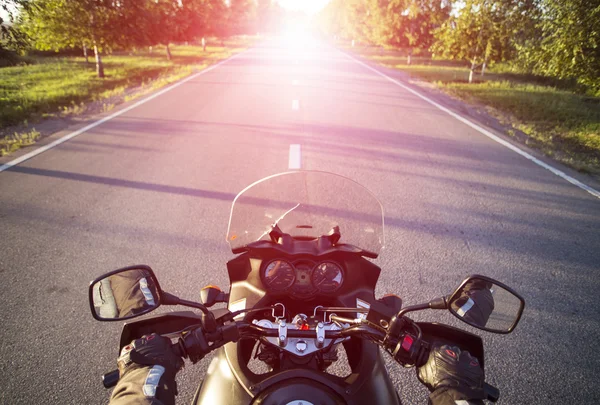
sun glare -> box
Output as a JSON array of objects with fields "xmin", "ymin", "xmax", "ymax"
[{"xmin": 278, "ymin": 0, "xmax": 330, "ymax": 14}]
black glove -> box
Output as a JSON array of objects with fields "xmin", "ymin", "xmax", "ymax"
[
  {"xmin": 115, "ymin": 333, "xmax": 184, "ymax": 404},
  {"xmin": 118, "ymin": 333, "xmax": 184, "ymax": 376},
  {"xmin": 418, "ymin": 345, "xmax": 486, "ymax": 405}
]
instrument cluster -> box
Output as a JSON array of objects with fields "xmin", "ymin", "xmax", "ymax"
[{"xmin": 262, "ymin": 259, "xmax": 344, "ymax": 297}]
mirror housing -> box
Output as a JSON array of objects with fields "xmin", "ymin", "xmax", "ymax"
[
  {"xmin": 448, "ymin": 274, "xmax": 525, "ymax": 334},
  {"xmin": 89, "ymin": 265, "xmax": 162, "ymax": 321}
]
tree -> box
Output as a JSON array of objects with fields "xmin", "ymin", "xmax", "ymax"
[
  {"xmin": 178, "ymin": 0, "xmax": 229, "ymax": 46},
  {"xmin": 20, "ymin": 0, "xmax": 121, "ymax": 77},
  {"xmin": 227, "ymin": 0, "xmax": 257, "ymax": 36},
  {"xmin": 385, "ymin": 0, "xmax": 451, "ymax": 63},
  {"xmin": 141, "ymin": 0, "xmax": 187, "ymax": 60},
  {"xmin": 1, "ymin": 0, "xmax": 35, "ymax": 53},
  {"xmin": 432, "ymin": 0, "xmax": 534, "ymax": 82},
  {"xmin": 517, "ymin": 0, "xmax": 600, "ymax": 94}
]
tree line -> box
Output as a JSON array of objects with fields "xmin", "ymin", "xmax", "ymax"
[
  {"xmin": 1, "ymin": 0, "xmax": 282, "ymax": 76},
  {"xmin": 317, "ymin": 0, "xmax": 600, "ymax": 93}
]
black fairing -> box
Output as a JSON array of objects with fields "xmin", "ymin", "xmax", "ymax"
[{"xmin": 226, "ymin": 249, "xmax": 381, "ymax": 309}]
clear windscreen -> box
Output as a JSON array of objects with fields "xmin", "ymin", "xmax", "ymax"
[{"xmin": 226, "ymin": 171, "xmax": 385, "ymax": 257}]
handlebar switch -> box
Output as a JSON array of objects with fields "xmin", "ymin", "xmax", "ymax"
[
  {"xmin": 391, "ymin": 332, "xmax": 419, "ymax": 365},
  {"xmin": 181, "ymin": 327, "xmax": 210, "ymax": 364}
]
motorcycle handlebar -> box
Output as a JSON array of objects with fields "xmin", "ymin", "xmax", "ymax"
[{"xmin": 101, "ymin": 319, "xmax": 499, "ymax": 402}]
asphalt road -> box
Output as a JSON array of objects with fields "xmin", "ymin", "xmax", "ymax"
[{"xmin": 1, "ymin": 37, "xmax": 599, "ymax": 404}]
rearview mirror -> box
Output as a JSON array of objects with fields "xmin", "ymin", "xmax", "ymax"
[
  {"xmin": 448, "ymin": 275, "xmax": 525, "ymax": 334},
  {"xmin": 89, "ymin": 265, "xmax": 162, "ymax": 321}
]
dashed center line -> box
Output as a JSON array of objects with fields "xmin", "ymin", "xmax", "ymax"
[{"xmin": 289, "ymin": 144, "xmax": 301, "ymax": 169}]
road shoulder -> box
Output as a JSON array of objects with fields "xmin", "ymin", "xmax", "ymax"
[{"xmin": 338, "ymin": 46, "xmax": 600, "ymax": 194}]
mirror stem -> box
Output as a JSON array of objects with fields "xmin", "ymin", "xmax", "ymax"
[
  {"xmin": 162, "ymin": 292, "xmax": 210, "ymax": 315},
  {"xmin": 397, "ymin": 303, "xmax": 429, "ymax": 317},
  {"xmin": 161, "ymin": 292, "xmax": 181, "ymax": 306},
  {"xmin": 428, "ymin": 295, "xmax": 449, "ymax": 310}
]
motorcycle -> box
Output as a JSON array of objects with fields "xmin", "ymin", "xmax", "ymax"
[{"xmin": 89, "ymin": 171, "xmax": 525, "ymax": 405}]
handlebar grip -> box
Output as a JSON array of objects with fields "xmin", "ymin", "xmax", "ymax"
[
  {"xmin": 484, "ymin": 383, "xmax": 500, "ymax": 402},
  {"xmin": 102, "ymin": 369, "xmax": 120, "ymax": 388}
]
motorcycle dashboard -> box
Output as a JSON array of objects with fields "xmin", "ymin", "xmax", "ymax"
[{"xmin": 261, "ymin": 258, "xmax": 344, "ymax": 298}]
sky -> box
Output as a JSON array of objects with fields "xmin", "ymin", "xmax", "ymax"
[{"xmin": 277, "ymin": 0, "xmax": 330, "ymax": 14}]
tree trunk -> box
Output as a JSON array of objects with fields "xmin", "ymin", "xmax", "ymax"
[
  {"xmin": 481, "ymin": 61, "xmax": 487, "ymax": 77},
  {"xmin": 202, "ymin": 37, "xmax": 206, "ymax": 52},
  {"xmin": 166, "ymin": 43, "xmax": 172, "ymax": 61},
  {"xmin": 407, "ymin": 50, "xmax": 412, "ymax": 66},
  {"xmin": 93, "ymin": 43, "xmax": 104, "ymax": 78},
  {"xmin": 83, "ymin": 44, "xmax": 89, "ymax": 63},
  {"xmin": 469, "ymin": 59, "xmax": 477, "ymax": 84},
  {"xmin": 149, "ymin": 46, "xmax": 153, "ymax": 54}
]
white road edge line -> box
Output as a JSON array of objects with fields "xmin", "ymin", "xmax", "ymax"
[
  {"xmin": 289, "ymin": 144, "xmax": 301, "ymax": 169},
  {"xmin": 292, "ymin": 100, "xmax": 300, "ymax": 110},
  {"xmin": 340, "ymin": 50, "xmax": 600, "ymax": 200},
  {"xmin": 0, "ymin": 48, "xmax": 251, "ymax": 174}
]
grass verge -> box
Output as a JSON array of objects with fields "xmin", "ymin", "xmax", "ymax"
[
  {"xmin": 1, "ymin": 129, "xmax": 41, "ymax": 156},
  {"xmin": 0, "ymin": 37, "xmax": 254, "ymax": 134},
  {"xmin": 347, "ymin": 45, "xmax": 600, "ymax": 175}
]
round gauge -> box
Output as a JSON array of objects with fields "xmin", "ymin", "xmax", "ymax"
[
  {"xmin": 291, "ymin": 262, "xmax": 316, "ymax": 297},
  {"xmin": 263, "ymin": 260, "xmax": 295, "ymax": 291},
  {"xmin": 312, "ymin": 262, "xmax": 344, "ymax": 293}
]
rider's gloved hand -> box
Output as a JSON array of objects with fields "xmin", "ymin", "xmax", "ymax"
[
  {"xmin": 417, "ymin": 345, "xmax": 486, "ymax": 405},
  {"xmin": 110, "ymin": 333, "xmax": 184, "ymax": 405}
]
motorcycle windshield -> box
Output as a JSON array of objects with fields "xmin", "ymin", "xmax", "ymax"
[{"xmin": 227, "ymin": 171, "xmax": 385, "ymax": 257}]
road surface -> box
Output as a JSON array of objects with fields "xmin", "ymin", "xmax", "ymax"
[{"xmin": 1, "ymin": 37, "xmax": 599, "ymax": 404}]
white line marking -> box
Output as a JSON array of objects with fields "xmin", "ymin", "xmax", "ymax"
[
  {"xmin": 292, "ymin": 100, "xmax": 300, "ymax": 110},
  {"xmin": 340, "ymin": 50, "xmax": 600, "ymax": 200},
  {"xmin": 292, "ymin": 79, "xmax": 299, "ymax": 86},
  {"xmin": 0, "ymin": 49, "xmax": 251, "ymax": 174},
  {"xmin": 289, "ymin": 144, "xmax": 301, "ymax": 169}
]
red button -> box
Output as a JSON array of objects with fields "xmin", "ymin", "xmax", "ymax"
[{"xmin": 401, "ymin": 335, "xmax": 414, "ymax": 351}]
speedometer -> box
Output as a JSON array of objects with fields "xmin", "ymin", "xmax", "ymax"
[
  {"xmin": 263, "ymin": 260, "xmax": 295, "ymax": 291},
  {"xmin": 312, "ymin": 262, "xmax": 344, "ymax": 293}
]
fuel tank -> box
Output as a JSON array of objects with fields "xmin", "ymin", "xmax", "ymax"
[{"xmin": 191, "ymin": 339, "xmax": 401, "ymax": 405}]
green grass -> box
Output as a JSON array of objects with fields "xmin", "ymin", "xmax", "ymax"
[
  {"xmin": 348, "ymin": 44, "xmax": 600, "ymax": 174},
  {"xmin": 0, "ymin": 37, "xmax": 254, "ymax": 131}
]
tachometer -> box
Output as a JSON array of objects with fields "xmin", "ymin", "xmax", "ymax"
[
  {"xmin": 312, "ymin": 262, "xmax": 344, "ymax": 293},
  {"xmin": 263, "ymin": 260, "xmax": 295, "ymax": 291}
]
